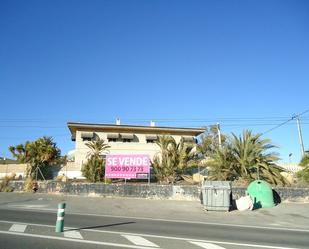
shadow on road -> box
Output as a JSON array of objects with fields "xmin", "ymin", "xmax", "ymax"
[{"xmin": 64, "ymin": 221, "xmax": 136, "ymax": 232}]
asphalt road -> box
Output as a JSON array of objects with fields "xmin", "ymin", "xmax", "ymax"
[{"xmin": 1, "ymin": 208, "xmax": 308, "ymax": 249}]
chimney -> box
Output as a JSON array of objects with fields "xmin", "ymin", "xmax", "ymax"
[
  {"xmin": 116, "ymin": 118, "xmax": 121, "ymax": 125},
  {"xmin": 150, "ymin": 121, "xmax": 155, "ymax": 127}
]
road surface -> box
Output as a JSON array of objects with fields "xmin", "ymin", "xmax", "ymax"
[{"xmin": 1, "ymin": 207, "xmax": 308, "ymax": 249}]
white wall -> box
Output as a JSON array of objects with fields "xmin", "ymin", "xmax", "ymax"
[{"xmin": 74, "ymin": 131, "xmax": 184, "ymax": 168}]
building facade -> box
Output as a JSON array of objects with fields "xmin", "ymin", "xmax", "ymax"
[{"xmin": 68, "ymin": 121, "xmax": 205, "ymax": 172}]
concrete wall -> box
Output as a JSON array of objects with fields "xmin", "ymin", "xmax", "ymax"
[
  {"xmin": 278, "ymin": 163, "xmax": 303, "ymax": 173},
  {"xmin": 0, "ymin": 163, "xmax": 27, "ymax": 179},
  {"xmin": 7, "ymin": 181, "xmax": 309, "ymax": 202},
  {"xmin": 53, "ymin": 162, "xmax": 84, "ymax": 179},
  {"xmin": 0, "ymin": 162, "xmax": 84, "ymax": 180}
]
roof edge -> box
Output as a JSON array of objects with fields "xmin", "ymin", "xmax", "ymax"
[{"xmin": 67, "ymin": 122, "xmax": 205, "ymax": 135}]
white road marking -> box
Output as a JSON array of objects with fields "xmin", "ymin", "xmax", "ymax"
[
  {"xmin": 2, "ymin": 206, "xmax": 309, "ymax": 233},
  {"xmin": 0, "ymin": 220, "xmax": 303, "ymax": 249},
  {"xmin": 64, "ymin": 230, "xmax": 83, "ymax": 239},
  {"xmin": 5, "ymin": 205, "xmax": 55, "ymax": 211},
  {"xmin": 8, "ymin": 204, "xmax": 48, "ymax": 209},
  {"xmin": 190, "ymin": 241, "xmax": 226, "ymax": 249},
  {"xmin": 0, "ymin": 230, "xmax": 161, "ymax": 249},
  {"xmin": 123, "ymin": 235, "xmax": 159, "ymax": 247},
  {"xmin": 9, "ymin": 224, "xmax": 27, "ymax": 233}
]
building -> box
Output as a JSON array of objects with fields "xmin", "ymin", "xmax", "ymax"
[{"xmin": 67, "ymin": 121, "xmax": 205, "ymax": 173}]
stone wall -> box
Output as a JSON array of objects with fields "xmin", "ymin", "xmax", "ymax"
[
  {"xmin": 7, "ymin": 181, "xmax": 309, "ymax": 202},
  {"xmin": 8, "ymin": 181, "xmax": 200, "ymax": 200}
]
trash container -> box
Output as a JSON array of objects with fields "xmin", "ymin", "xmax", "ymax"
[
  {"xmin": 201, "ymin": 181, "xmax": 231, "ymax": 211},
  {"xmin": 247, "ymin": 180, "xmax": 275, "ymax": 209}
]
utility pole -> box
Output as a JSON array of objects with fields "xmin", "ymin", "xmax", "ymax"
[
  {"xmin": 4, "ymin": 157, "xmax": 8, "ymax": 177},
  {"xmin": 292, "ymin": 114, "xmax": 305, "ymax": 158},
  {"xmin": 217, "ymin": 123, "xmax": 222, "ymax": 148}
]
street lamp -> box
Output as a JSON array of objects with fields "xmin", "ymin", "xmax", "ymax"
[{"xmin": 288, "ymin": 153, "xmax": 292, "ymax": 163}]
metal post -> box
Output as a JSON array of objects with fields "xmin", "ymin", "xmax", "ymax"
[
  {"xmin": 217, "ymin": 123, "xmax": 222, "ymax": 148},
  {"xmin": 296, "ymin": 117, "xmax": 305, "ymax": 158},
  {"xmin": 293, "ymin": 114, "xmax": 305, "ymax": 158},
  {"xmin": 198, "ymin": 165, "xmax": 201, "ymax": 188},
  {"xmin": 4, "ymin": 157, "xmax": 8, "ymax": 177},
  {"xmin": 55, "ymin": 203, "xmax": 66, "ymax": 233}
]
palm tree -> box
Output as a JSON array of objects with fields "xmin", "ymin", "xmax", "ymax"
[
  {"xmin": 207, "ymin": 146, "xmax": 237, "ymax": 181},
  {"xmin": 9, "ymin": 137, "xmax": 61, "ymax": 179},
  {"xmin": 82, "ymin": 138, "xmax": 110, "ymax": 182},
  {"xmin": 152, "ymin": 136, "xmax": 197, "ymax": 184},
  {"xmin": 152, "ymin": 136, "xmax": 178, "ymax": 184},
  {"xmin": 208, "ymin": 130, "xmax": 288, "ymax": 185},
  {"xmin": 230, "ymin": 130, "xmax": 287, "ymax": 184},
  {"xmin": 85, "ymin": 139, "xmax": 110, "ymax": 159}
]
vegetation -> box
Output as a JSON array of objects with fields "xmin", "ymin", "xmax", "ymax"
[
  {"xmin": 0, "ymin": 175, "xmax": 14, "ymax": 192},
  {"xmin": 296, "ymin": 167, "xmax": 309, "ymax": 184},
  {"xmin": 9, "ymin": 137, "xmax": 62, "ymax": 180},
  {"xmin": 24, "ymin": 178, "xmax": 34, "ymax": 192},
  {"xmin": 81, "ymin": 138, "xmax": 110, "ymax": 182},
  {"xmin": 300, "ymin": 154, "xmax": 309, "ymax": 167},
  {"xmin": 152, "ymin": 136, "xmax": 197, "ymax": 184},
  {"xmin": 196, "ymin": 125, "xmax": 226, "ymax": 159},
  {"xmin": 4, "ymin": 127, "xmax": 293, "ymax": 187},
  {"xmin": 296, "ymin": 154, "xmax": 309, "ymax": 184},
  {"xmin": 206, "ymin": 145, "xmax": 236, "ymax": 181},
  {"xmin": 151, "ymin": 130, "xmax": 288, "ymax": 186},
  {"xmin": 207, "ymin": 130, "xmax": 288, "ymax": 185}
]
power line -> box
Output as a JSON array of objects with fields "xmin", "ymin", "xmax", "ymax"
[
  {"xmin": 1, "ymin": 116, "xmax": 309, "ymax": 123},
  {"xmin": 262, "ymin": 109, "xmax": 309, "ymax": 135}
]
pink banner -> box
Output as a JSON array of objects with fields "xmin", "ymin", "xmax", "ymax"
[{"xmin": 105, "ymin": 154, "xmax": 150, "ymax": 179}]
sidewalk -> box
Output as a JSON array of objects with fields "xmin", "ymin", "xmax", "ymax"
[{"xmin": 0, "ymin": 192, "xmax": 309, "ymax": 230}]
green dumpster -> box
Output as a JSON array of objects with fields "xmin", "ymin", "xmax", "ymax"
[{"xmin": 247, "ymin": 180, "xmax": 275, "ymax": 209}]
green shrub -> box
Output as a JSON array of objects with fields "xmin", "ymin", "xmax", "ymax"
[
  {"xmin": 23, "ymin": 178, "xmax": 35, "ymax": 192},
  {"xmin": 82, "ymin": 156, "xmax": 104, "ymax": 183},
  {"xmin": 300, "ymin": 154, "xmax": 309, "ymax": 167},
  {"xmin": 0, "ymin": 176, "xmax": 14, "ymax": 192},
  {"xmin": 296, "ymin": 166, "xmax": 309, "ymax": 184}
]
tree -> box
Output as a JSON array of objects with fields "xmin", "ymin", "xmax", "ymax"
[
  {"xmin": 81, "ymin": 138, "xmax": 110, "ymax": 182},
  {"xmin": 152, "ymin": 136, "xmax": 197, "ymax": 184},
  {"xmin": 207, "ymin": 130, "xmax": 288, "ymax": 185},
  {"xmin": 296, "ymin": 153, "xmax": 309, "ymax": 184},
  {"xmin": 9, "ymin": 137, "xmax": 61, "ymax": 180},
  {"xmin": 196, "ymin": 125, "xmax": 226, "ymax": 163},
  {"xmin": 207, "ymin": 145, "xmax": 237, "ymax": 181},
  {"xmin": 300, "ymin": 154, "xmax": 309, "ymax": 167}
]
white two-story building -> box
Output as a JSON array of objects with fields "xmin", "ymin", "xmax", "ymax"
[{"xmin": 67, "ymin": 120, "xmax": 205, "ymax": 171}]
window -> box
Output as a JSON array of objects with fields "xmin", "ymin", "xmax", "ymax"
[
  {"xmin": 123, "ymin": 139, "xmax": 132, "ymax": 143},
  {"xmin": 182, "ymin": 136, "xmax": 196, "ymax": 143},
  {"xmin": 146, "ymin": 135, "xmax": 157, "ymax": 144},
  {"xmin": 81, "ymin": 132, "xmax": 94, "ymax": 141},
  {"xmin": 120, "ymin": 133, "xmax": 135, "ymax": 143},
  {"xmin": 107, "ymin": 133, "xmax": 119, "ymax": 142}
]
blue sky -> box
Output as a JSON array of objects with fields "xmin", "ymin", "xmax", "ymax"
[{"xmin": 0, "ymin": 0, "xmax": 308, "ymax": 162}]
